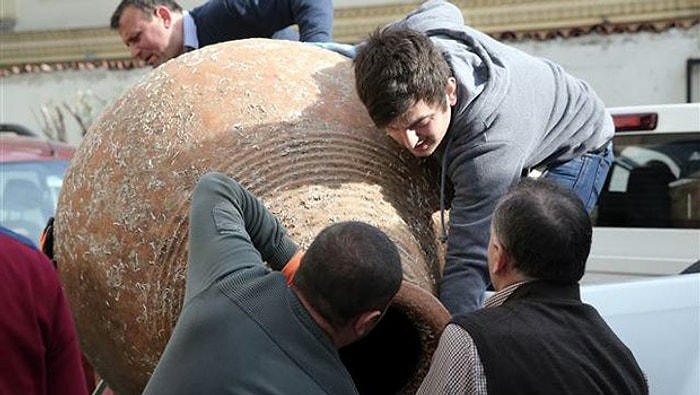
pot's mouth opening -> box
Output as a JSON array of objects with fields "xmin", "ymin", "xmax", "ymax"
[
  {"xmin": 339, "ymin": 306, "xmax": 421, "ymax": 394},
  {"xmin": 338, "ymin": 281, "xmax": 450, "ymax": 394}
]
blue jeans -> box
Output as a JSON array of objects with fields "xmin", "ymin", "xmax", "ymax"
[{"xmin": 543, "ymin": 142, "xmax": 614, "ymax": 213}]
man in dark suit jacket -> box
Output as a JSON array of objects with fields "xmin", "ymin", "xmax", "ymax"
[{"xmin": 110, "ymin": 0, "xmax": 333, "ymax": 67}]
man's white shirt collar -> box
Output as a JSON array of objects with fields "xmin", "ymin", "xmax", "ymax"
[{"xmin": 183, "ymin": 11, "xmax": 199, "ymax": 50}]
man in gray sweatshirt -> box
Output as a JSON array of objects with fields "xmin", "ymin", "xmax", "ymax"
[
  {"xmin": 142, "ymin": 172, "xmax": 402, "ymax": 394},
  {"xmin": 354, "ymin": 0, "xmax": 614, "ymax": 315}
]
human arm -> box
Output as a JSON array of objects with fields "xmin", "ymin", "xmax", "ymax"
[
  {"xmin": 271, "ymin": 26, "xmax": 299, "ymax": 41},
  {"xmin": 417, "ymin": 324, "xmax": 486, "ymax": 394},
  {"xmin": 440, "ymin": 141, "xmax": 524, "ymax": 314},
  {"xmin": 291, "ymin": 0, "xmax": 333, "ymax": 42},
  {"xmin": 307, "ymin": 41, "xmax": 357, "ymax": 58},
  {"xmin": 185, "ymin": 172, "xmax": 299, "ymax": 302}
]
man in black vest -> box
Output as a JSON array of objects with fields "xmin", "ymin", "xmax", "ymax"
[
  {"xmin": 418, "ymin": 178, "xmax": 648, "ymax": 394},
  {"xmin": 110, "ymin": 0, "xmax": 333, "ymax": 67}
]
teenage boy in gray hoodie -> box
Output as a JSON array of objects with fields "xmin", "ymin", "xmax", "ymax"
[{"xmin": 354, "ymin": 0, "xmax": 614, "ymax": 315}]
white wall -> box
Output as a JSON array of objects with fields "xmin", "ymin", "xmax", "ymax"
[
  {"xmin": 0, "ymin": 68, "xmax": 148, "ymax": 145},
  {"xmin": 2, "ymin": 25, "xmax": 697, "ymax": 144},
  {"xmin": 510, "ymin": 26, "xmax": 700, "ymax": 107}
]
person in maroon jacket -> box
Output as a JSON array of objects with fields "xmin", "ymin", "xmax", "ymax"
[{"xmin": 0, "ymin": 226, "xmax": 89, "ymax": 395}]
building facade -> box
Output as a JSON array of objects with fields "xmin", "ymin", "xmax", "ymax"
[{"xmin": 1, "ymin": 0, "xmax": 698, "ymax": 141}]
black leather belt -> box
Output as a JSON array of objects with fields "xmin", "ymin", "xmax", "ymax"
[
  {"xmin": 521, "ymin": 140, "xmax": 612, "ymax": 178},
  {"xmin": 589, "ymin": 140, "xmax": 613, "ymax": 154}
]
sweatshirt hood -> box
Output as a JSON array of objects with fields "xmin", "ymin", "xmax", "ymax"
[{"xmin": 394, "ymin": 0, "xmax": 466, "ymax": 33}]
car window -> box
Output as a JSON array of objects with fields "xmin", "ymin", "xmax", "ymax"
[
  {"xmin": 594, "ymin": 132, "xmax": 700, "ymax": 229},
  {"xmin": 0, "ymin": 161, "xmax": 69, "ymax": 246}
]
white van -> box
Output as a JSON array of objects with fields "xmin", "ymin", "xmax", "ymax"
[
  {"xmin": 581, "ymin": 103, "xmax": 699, "ymax": 395},
  {"xmin": 585, "ymin": 103, "xmax": 700, "ymax": 283},
  {"xmin": 581, "ymin": 273, "xmax": 699, "ymax": 395}
]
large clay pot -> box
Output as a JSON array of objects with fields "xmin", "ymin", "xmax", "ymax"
[{"xmin": 56, "ymin": 39, "xmax": 449, "ymax": 394}]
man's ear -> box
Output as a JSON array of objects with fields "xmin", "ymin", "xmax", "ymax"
[
  {"xmin": 490, "ymin": 238, "xmax": 512, "ymax": 276},
  {"xmin": 446, "ymin": 77, "xmax": 458, "ymax": 106},
  {"xmin": 155, "ymin": 6, "xmax": 172, "ymax": 28},
  {"xmin": 353, "ymin": 310, "xmax": 383, "ymax": 338}
]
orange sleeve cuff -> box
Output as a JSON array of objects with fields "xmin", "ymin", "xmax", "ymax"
[
  {"xmin": 39, "ymin": 229, "xmax": 48, "ymax": 252},
  {"xmin": 281, "ymin": 250, "xmax": 304, "ymax": 286}
]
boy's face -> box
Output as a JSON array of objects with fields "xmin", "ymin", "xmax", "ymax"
[{"xmin": 383, "ymin": 78, "xmax": 457, "ymax": 158}]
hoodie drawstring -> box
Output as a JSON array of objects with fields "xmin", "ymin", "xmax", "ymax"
[{"xmin": 439, "ymin": 136, "xmax": 454, "ymax": 244}]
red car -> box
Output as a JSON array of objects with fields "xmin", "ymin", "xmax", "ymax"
[{"xmin": 0, "ymin": 124, "xmax": 74, "ymax": 247}]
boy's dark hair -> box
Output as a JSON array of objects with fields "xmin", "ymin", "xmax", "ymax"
[
  {"xmin": 492, "ymin": 178, "xmax": 592, "ymax": 283},
  {"xmin": 293, "ymin": 221, "xmax": 403, "ymax": 328},
  {"xmin": 110, "ymin": 0, "xmax": 183, "ymax": 29},
  {"xmin": 354, "ymin": 27, "xmax": 452, "ymax": 129}
]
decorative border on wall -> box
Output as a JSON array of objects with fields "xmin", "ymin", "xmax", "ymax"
[
  {"xmin": 1, "ymin": 0, "xmax": 698, "ymax": 74},
  {"xmin": 332, "ymin": 0, "xmax": 700, "ymax": 42}
]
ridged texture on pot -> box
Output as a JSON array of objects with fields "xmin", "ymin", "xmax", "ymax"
[{"xmin": 55, "ymin": 39, "xmax": 448, "ymax": 394}]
